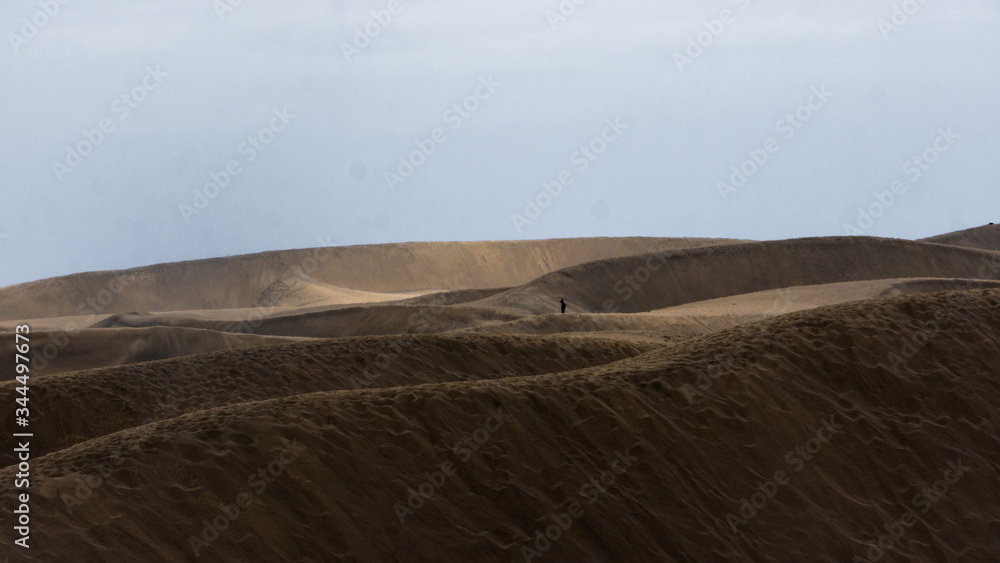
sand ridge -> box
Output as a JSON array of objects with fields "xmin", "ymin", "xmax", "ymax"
[
  {"xmin": 1, "ymin": 288, "xmax": 998, "ymax": 561},
  {"xmin": 1, "ymin": 230, "xmax": 999, "ymax": 562},
  {"xmin": 476, "ymin": 236, "xmax": 1000, "ymax": 315},
  {"xmin": 920, "ymin": 223, "xmax": 1000, "ymax": 251},
  {"xmin": 0, "ymin": 237, "xmax": 747, "ymax": 321}
]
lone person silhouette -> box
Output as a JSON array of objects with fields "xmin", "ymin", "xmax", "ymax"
[{"xmin": 560, "ymin": 298, "xmax": 567, "ymax": 314}]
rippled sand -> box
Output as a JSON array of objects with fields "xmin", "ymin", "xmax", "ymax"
[{"xmin": 2, "ymin": 227, "xmax": 999, "ymax": 562}]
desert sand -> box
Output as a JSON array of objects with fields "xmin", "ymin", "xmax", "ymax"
[{"xmin": 2, "ymin": 228, "xmax": 999, "ymax": 562}]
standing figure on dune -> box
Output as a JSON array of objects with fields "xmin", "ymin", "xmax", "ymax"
[{"xmin": 560, "ymin": 298, "xmax": 567, "ymax": 314}]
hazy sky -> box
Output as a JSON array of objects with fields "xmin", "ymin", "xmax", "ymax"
[{"xmin": 2, "ymin": 0, "xmax": 998, "ymax": 287}]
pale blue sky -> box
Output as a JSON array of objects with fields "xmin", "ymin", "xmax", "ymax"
[{"xmin": 2, "ymin": 0, "xmax": 998, "ymax": 287}]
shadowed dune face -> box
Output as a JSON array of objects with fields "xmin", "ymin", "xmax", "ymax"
[{"xmin": 2, "ymin": 232, "xmax": 1000, "ymax": 562}]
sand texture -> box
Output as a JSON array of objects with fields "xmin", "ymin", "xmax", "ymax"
[{"xmin": 1, "ymin": 233, "xmax": 999, "ymax": 562}]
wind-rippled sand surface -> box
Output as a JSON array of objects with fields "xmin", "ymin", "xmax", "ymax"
[{"xmin": 2, "ymin": 230, "xmax": 999, "ymax": 562}]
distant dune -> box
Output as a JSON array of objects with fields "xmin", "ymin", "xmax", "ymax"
[
  {"xmin": 478, "ymin": 236, "xmax": 1000, "ymax": 315},
  {"xmin": 920, "ymin": 223, "xmax": 1000, "ymax": 251},
  {"xmin": 2, "ymin": 230, "xmax": 999, "ymax": 562},
  {"xmin": 0, "ymin": 237, "xmax": 745, "ymax": 321}
]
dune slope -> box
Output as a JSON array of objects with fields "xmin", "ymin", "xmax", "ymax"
[
  {"xmin": 0, "ymin": 333, "xmax": 657, "ymax": 466},
  {"xmin": 921, "ymin": 223, "xmax": 1000, "ymax": 251},
  {"xmin": 479, "ymin": 237, "xmax": 1000, "ymax": 315},
  {"xmin": 2, "ymin": 289, "xmax": 998, "ymax": 562},
  {"xmin": 4, "ymin": 231, "xmax": 1000, "ymax": 562},
  {"xmin": 0, "ymin": 237, "xmax": 745, "ymax": 321}
]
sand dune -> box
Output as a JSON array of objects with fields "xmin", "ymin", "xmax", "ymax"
[
  {"xmin": 921, "ymin": 223, "xmax": 1000, "ymax": 251},
  {"xmin": 0, "ymin": 333, "xmax": 658, "ymax": 468},
  {"xmin": 2, "ymin": 288, "xmax": 998, "ymax": 561},
  {"xmin": 20, "ymin": 274, "xmax": 998, "ymax": 379},
  {"xmin": 462, "ymin": 311, "xmax": 717, "ymax": 339},
  {"xmin": 7, "ymin": 236, "xmax": 997, "ymax": 378},
  {"xmin": 2, "ymin": 230, "xmax": 1000, "ymax": 562},
  {"xmin": 478, "ymin": 237, "xmax": 1000, "ymax": 315},
  {"xmin": 472, "ymin": 277, "xmax": 1000, "ymax": 338},
  {"xmin": 643, "ymin": 276, "xmax": 1000, "ymax": 325},
  {"xmin": 85, "ymin": 303, "xmax": 521, "ymax": 339},
  {"xmin": 255, "ymin": 275, "xmax": 433, "ymax": 308},
  {"xmin": 0, "ymin": 327, "xmax": 311, "ymax": 377},
  {"xmin": 0, "ymin": 237, "xmax": 745, "ymax": 321}
]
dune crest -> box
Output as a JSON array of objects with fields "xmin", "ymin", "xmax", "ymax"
[
  {"xmin": 920, "ymin": 223, "xmax": 1000, "ymax": 251},
  {"xmin": 0, "ymin": 237, "xmax": 746, "ymax": 320}
]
